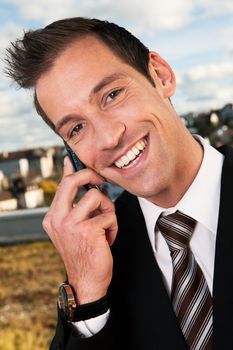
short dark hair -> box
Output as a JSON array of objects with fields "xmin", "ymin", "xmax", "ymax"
[{"xmin": 5, "ymin": 17, "xmax": 153, "ymax": 130}]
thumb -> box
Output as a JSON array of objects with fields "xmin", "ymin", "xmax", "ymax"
[{"xmin": 63, "ymin": 155, "xmax": 75, "ymax": 176}]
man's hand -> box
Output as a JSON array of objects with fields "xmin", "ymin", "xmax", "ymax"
[{"xmin": 43, "ymin": 157, "xmax": 118, "ymax": 304}]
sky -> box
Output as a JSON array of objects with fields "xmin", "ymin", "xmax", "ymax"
[{"xmin": 0, "ymin": 0, "xmax": 233, "ymax": 152}]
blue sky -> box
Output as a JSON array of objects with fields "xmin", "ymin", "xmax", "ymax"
[{"xmin": 0, "ymin": 0, "xmax": 233, "ymax": 152}]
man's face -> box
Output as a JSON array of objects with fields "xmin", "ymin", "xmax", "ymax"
[{"xmin": 36, "ymin": 36, "xmax": 188, "ymax": 205}]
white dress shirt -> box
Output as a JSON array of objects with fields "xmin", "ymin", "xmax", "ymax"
[
  {"xmin": 138, "ymin": 136, "xmax": 224, "ymax": 295},
  {"xmin": 74, "ymin": 136, "xmax": 224, "ymax": 336}
]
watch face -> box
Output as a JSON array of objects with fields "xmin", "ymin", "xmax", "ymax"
[
  {"xmin": 58, "ymin": 285, "xmax": 68, "ymax": 314},
  {"xmin": 58, "ymin": 283, "xmax": 76, "ymax": 320}
]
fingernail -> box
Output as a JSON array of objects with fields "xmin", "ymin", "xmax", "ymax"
[{"xmin": 64, "ymin": 156, "xmax": 68, "ymax": 166}]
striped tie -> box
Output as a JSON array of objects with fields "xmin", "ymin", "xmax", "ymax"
[{"xmin": 157, "ymin": 211, "xmax": 213, "ymax": 350}]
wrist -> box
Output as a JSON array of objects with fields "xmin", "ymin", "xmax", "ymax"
[
  {"xmin": 69, "ymin": 281, "xmax": 109, "ymax": 305},
  {"xmin": 76, "ymin": 290, "xmax": 108, "ymax": 305},
  {"xmin": 58, "ymin": 282, "xmax": 110, "ymax": 322}
]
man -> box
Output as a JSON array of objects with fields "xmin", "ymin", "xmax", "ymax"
[{"xmin": 5, "ymin": 17, "xmax": 233, "ymax": 350}]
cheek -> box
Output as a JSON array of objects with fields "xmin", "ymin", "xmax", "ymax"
[
  {"xmin": 116, "ymin": 94, "xmax": 150, "ymax": 120},
  {"xmin": 73, "ymin": 143, "xmax": 93, "ymax": 167}
]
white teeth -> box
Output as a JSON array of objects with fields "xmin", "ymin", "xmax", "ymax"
[
  {"xmin": 122, "ymin": 155, "xmax": 130, "ymax": 165},
  {"xmin": 136, "ymin": 141, "xmax": 144, "ymax": 150},
  {"xmin": 141, "ymin": 139, "xmax": 146, "ymax": 147},
  {"xmin": 127, "ymin": 150, "xmax": 136, "ymax": 161},
  {"xmin": 114, "ymin": 138, "xmax": 147, "ymax": 168},
  {"xmin": 115, "ymin": 159, "xmax": 125, "ymax": 168},
  {"xmin": 132, "ymin": 146, "xmax": 140, "ymax": 155}
]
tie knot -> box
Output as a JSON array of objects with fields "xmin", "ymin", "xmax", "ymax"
[{"xmin": 156, "ymin": 210, "xmax": 197, "ymax": 251}]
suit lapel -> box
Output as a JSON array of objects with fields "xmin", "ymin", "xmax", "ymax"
[
  {"xmin": 112, "ymin": 192, "xmax": 188, "ymax": 349},
  {"xmin": 112, "ymin": 146, "xmax": 233, "ymax": 349},
  {"xmin": 213, "ymin": 146, "xmax": 233, "ymax": 349}
]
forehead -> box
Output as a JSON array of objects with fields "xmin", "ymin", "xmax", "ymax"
[
  {"xmin": 36, "ymin": 36, "xmax": 127, "ymax": 96},
  {"xmin": 35, "ymin": 36, "xmax": 135, "ymax": 122},
  {"xmin": 38, "ymin": 35, "xmax": 124, "ymax": 85}
]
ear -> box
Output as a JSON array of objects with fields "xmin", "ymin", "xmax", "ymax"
[{"xmin": 148, "ymin": 51, "xmax": 176, "ymax": 98}]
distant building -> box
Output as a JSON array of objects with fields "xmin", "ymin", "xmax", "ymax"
[
  {"xmin": 0, "ymin": 171, "xmax": 9, "ymax": 192},
  {"xmin": 0, "ymin": 102, "xmax": 232, "ymax": 212},
  {"xmin": 0, "ymin": 191, "xmax": 17, "ymax": 211},
  {"xmin": 0, "ymin": 147, "xmax": 58, "ymax": 180},
  {"xmin": 181, "ymin": 103, "xmax": 233, "ymax": 147},
  {"xmin": 0, "ymin": 145, "xmax": 64, "ymax": 211}
]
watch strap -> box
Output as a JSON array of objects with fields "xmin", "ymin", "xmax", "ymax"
[
  {"xmin": 72, "ymin": 294, "xmax": 109, "ymax": 322},
  {"xmin": 58, "ymin": 282, "xmax": 110, "ymax": 322}
]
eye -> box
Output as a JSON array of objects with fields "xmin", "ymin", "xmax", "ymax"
[
  {"xmin": 105, "ymin": 88, "xmax": 122, "ymax": 103},
  {"xmin": 69, "ymin": 123, "xmax": 85, "ymax": 138}
]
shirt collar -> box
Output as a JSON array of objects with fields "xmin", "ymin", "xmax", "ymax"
[{"xmin": 138, "ymin": 135, "xmax": 224, "ymax": 236}]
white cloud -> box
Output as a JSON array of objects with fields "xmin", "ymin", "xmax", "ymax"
[
  {"xmin": 0, "ymin": 81, "xmax": 60, "ymax": 151},
  {"xmin": 0, "ymin": 104, "xmax": 61, "ymax": 151},
  {"xmin": 195, "ymin": 0, "xmax": 233, "ymax": 16},
  {"xmin": 5, "ymin": 0, "xmax": 233, "ymax": 33},
  {"xmin": 99, "ymin": 0, "xmax": 194, "ymax": 32},
  {"xmin": 5, "ymin": 0, "xmax": 75, "ymax": 23},
  {"xmin": 223, "ymin": 27, "xmax": 233, "ymax": 55},
  {"xmin": 174, "ymin": 61, "xmax": 233, "ymax": 114},
  {"xmin": 0, "ymin": 21, "xmax": 23, "ymax": 53},
  {"xmin": 3, "ymin": 0, "xmax": 227, "ymax": 33},
  {"xmin": 0, "ymin": 86, "xmax": 30, "ymax": 117},
  {"xmin": 184, "ymin": 62, "xmax": 233, "ymax": 82},
  {"xmin": 1, "ymin": 0, "xmax": 233, "ymax": 151}
]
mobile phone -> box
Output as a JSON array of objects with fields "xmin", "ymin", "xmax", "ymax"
[{"xmin": 63, "ymin": 141, "xmax": 102, "ymax": 192}]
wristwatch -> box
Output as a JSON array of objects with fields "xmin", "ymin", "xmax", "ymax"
[{"xmin": 58, "ymin": 282, "xmax": 109, "ymax": 322}]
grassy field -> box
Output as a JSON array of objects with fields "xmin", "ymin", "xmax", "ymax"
[{"xmin": 0, "ymin": 241, "xmax": 66, "ymax": 350}]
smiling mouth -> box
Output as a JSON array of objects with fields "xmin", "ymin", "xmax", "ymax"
[{"xmin": 114, "ymin": 138, "xmax": 147, "ymax": 169}]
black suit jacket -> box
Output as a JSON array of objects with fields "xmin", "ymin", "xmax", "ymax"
[{"xmin": 50, "ymin": 146, "xmax": 233, "ymax": 350}]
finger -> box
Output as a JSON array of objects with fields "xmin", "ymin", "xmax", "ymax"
[
  {"xmin": 89, "ymin": 212, "xmax": 118, "ymax": 246},
  {"xmin": 63, "ymin": 155, "xmax": 75, "ymax": 176},
  {"xmin": 44, "ymin": 157, "xmax": 76, "ymax": 220},
  {"xmin": 69, "ymin": 187, "xmax": 115, "ymax": 223},
  {"xmin": 77, "ymin": 212, "xmax": 118, "ymax": 246},
  {"xmin": 51, "ymin": 169, "xmax": 105, "ymax": 214}
]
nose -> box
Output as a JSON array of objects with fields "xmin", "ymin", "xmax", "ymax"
[{"xmin": 94, "ymin": 117, "xmax": 126, "ymax": 150}]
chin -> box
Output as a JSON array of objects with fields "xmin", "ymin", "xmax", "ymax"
[
  {"xmin": 126, "ymin": 185, "xmax": 158, "ymax": 199},
  {"xmin": 129, "ymin": 176, "xmax": 168, "ymax": 199}
]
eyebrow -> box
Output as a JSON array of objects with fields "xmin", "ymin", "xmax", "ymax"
[
  {"xmin": 55, "ymin": 114, "xmax": 80, "ymax": 134},
  {"xmin": 55, "ymin": 72, "xmax": 126, "ymax": 134},
  {"xmin": 90, "ymin": 72, "xmax": 126, "ymax": 98}
]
